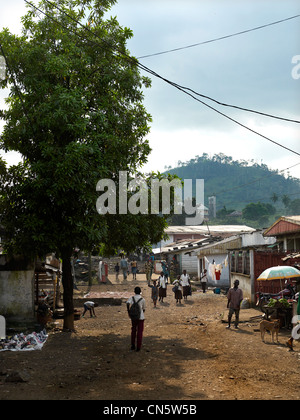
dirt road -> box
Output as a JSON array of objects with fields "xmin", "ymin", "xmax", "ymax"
[{"xmin": 0, "ymin": 274, "xmax": 299, "ymax": 400}]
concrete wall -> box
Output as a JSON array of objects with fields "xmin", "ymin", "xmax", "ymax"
[
  {"xmin": 0, "ymin": 255, "xmax": 35, "ymax": 329},
  {"xmin": 181, "ymin": 253, "xmax": 198, "ymax": 276},
  {"xmin": 230, "ymin": 273, "xmax": 252, "ymax": 302}
]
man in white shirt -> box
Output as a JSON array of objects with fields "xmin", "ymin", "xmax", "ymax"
[
  {"xmin": 126, "ymin": 287, "xmax": 146, "ymax": 352},
  {"xmin": 158, "ymin": 272, "xmax": 168, "ymax": 303},
  {"xmin": 200, "ymin": 269, "xmax": 208, "ymax": 293},
  {"xmin": 181, "ymin": 270, "xmax": 191, "ymax": 300}
]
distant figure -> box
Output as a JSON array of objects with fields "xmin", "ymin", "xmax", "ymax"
[
  {"xmin": 82, "ymin": 301, "xmax": 98, "ymax": 318},
  {"xmin": 131, "ymin": 260, "xmax": 137, "ymax": 280},
  {"xmin": 120, "ymin": 256, "xmax": 128, "ymax": 280},
  {"xmin": 181, "ymin": 270, "xmax": 191, "ymax": 300},
  {"xmin": 172, "ymin": 275, "xmax": 183, "ymax": 304},
  {"xmin": 226, "ymin": 280, "xmax": 243, "ymax": 329},
  {"xmin": 161, "ymin": 260, "xmax": 169, "ymax": 282},
  {"xmin": 158, "ymin": 272, "xmax": 167, "ymax": 303},
  {"xmin": 115, "ymin": 262, "xmax": 120, "ymax": 281},
  {"xmin": 148, "ymin": 279, "xmax": 159, "ymax": 308},
  {"xmin": 98, "ymin": 259, "xmax": 103, "ymax": 283},
  {"xmin": 200, "ymin": 269, "xmax": 208, "ymax": 293}
]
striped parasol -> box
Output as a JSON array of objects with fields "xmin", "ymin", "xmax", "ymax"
[{"xmin": 257, "ymin": 265, "xmax": 300, "ymax": 281}]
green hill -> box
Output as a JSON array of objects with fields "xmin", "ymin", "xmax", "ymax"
[{"xmin": 164, "ymin": 153, "xmax": 300, "ymax": 227}]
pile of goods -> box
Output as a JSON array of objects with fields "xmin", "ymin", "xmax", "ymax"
[
  {"xmin": 267, "ymin": 298, "xmax": 291, "ymax": 308},
  {"xmin": 0, "ymin": 329, "xmax": 48, "ymax": 351}
]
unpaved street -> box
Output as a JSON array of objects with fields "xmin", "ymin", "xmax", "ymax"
[{"xmin": 0, "ymin": 274, "xmax": 299, "ymax": 400}]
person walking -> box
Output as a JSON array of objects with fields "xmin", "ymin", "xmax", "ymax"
[
  {"xmin": 158, "ymin": 272, "xmax": 167, "ymax": 303},
  {"xmin": 200, "ymin": 269, "xmax": 208, "ymax": 293},
  {"xmin": 172, "ymin": 275, "xmax": 183, "ymax": 304},
  {"xmin": 120, "ymin": 255, "xmax": 128, "ymax": 281},
  {"xmin": 114, "ymin": 262, "xmax": 120, "ymax": 281},
  {"xmin": 126, "ymin": 287, "xmax": 146, "ymax": 352},
  {"xmin": 181, "ymin": 270, "xmax": 191, "ymax": 300},
  {"xmin": 161, "ymin": 260, "xmax": 169, "ymax": 282},
  {"xmin": 226, "ymin": 279, "xmax": 243, "ymax": 329},
  {"xmin": 131, "ymin": 260, "xmax": 137, "ymax": 280}
]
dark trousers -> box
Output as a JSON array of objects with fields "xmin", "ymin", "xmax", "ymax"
[
  {"xmin": 228, "ymin": 308, "xmax": 240, "ymax": 327},
  {"xmin": 131, "ymin": 319, "xmax": 144, "ymax": 350}
]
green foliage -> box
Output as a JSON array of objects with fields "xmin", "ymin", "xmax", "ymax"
[
  {"xmin": 0, "ymin": 0, "xmax": 171, "ymax": 260},
  {"xmin": 242, "ymin": 202, "xmax": 276, "ymax": 221},
  {"xmin": 166, "ymin": 153, "xmax": 300, "ymax": 213},
  {"xmin": 0, "ymin": 0, "xmax": 175, "ymax": 329}
]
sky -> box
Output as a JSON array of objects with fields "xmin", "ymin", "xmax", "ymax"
[{"xmin": 0, "ymin": 0, "xmax": 300, "ymax": 179}]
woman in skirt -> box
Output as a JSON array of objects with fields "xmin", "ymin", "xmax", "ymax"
[
  {"xmin": 181, "ymin": 270, "xmax": 191, "ymax": 300},
  {"xmin": 158, "ymin": 272, "xmax": 167, "ymax": 303},
  {"xmin": 172, "ymin": 275, "xmax": 183, "ymax": 304},
  {"xmin": 148, "ymin": 279, "xmax": 159, "ymax": 308}
]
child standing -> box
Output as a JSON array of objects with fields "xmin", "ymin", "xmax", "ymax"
[{"xmin": 148, "ymin": 279, "xmax": 159, "ymax": 308}]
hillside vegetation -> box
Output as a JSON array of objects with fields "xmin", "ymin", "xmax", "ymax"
[{"xmin": 164, "ymin": 153, "xmax": 300, "ymax": 228}]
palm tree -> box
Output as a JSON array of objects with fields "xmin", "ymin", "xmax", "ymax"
[{"xmin": 270, "ymin": 193, "xmax": 279, "ymax": 204}]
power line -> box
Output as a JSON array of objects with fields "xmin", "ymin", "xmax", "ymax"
[
  {"xmin": 22, "ymin": 0, "xmax": 300, "ymax": 158},
  {"xmin": 137, "ymin": 14, "xmax": 300, "ymax": 59},
  {"xmin": 175, "ymin": 85, "xmax": 300, "ymax": 124},
  {"xmin": 24, "ymin": 0, "xmax": 300, "ymax": 124},
  {"xmin": 36, "ymin": 1, "xmax": 300, "ymax": 123}
]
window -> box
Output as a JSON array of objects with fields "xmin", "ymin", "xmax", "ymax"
[{"xmin": 231, "ymin": 250, "xmax": 250, "ymax": 275}]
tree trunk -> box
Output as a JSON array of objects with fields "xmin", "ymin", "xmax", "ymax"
[{"xmin": 62, "ymin": 251, "xmax": 75, "ymax": 331}]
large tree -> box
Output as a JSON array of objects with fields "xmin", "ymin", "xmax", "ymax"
[{"xmin": 0, "ymin": 0, "xmax": 170, "ymax": 330}]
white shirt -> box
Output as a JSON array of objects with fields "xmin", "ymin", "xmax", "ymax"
[
  {"xmin": 126, "ymin": 294, "xmax": 146, "ymax": 320},
  {"xmin": 84, "ymin": 301, "xmax": 95, "ymax": 308},
  {"xmin": 180, "ymin": 274, "xmax": 190, "ymax": 287},
  {"xmin": 172, "ymin": 279, "xmax": 182, "ymax": 291},
  {"xmin": 201, "ymin": 273, "xmax": 207, "ymax": 283},
  {"xmin": 158, "ymin": 275, "xmax": 167, "ymax": 288}
]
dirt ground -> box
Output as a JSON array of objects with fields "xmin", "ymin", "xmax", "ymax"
[{"xmin": 0, "ymin": 273, "xmax": 299, "ymax": 401}]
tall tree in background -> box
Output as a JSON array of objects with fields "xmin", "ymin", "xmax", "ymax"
[{"xmin": 0, "ymin": 0, "xmax": 169, "ymax": 330}]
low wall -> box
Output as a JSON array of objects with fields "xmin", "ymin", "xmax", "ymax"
[{"xmin": 230, "ymin": 273, "xmax": 252, "ymax": 303}]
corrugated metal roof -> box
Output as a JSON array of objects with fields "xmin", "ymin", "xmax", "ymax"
[
  {"xmin": 158, "ymin": 238, "xmax": 209, "ymax": 254},
  {"xmin": 166, "ymin": 225, "xmax": 255, "ymax": 234},
  {"xmin": 196, "ymin": 235, "xmax": 242, "ymax": 256},
  {"xmin": 264, "ymin": 215, "xmax": 300, "ymax": 236}
]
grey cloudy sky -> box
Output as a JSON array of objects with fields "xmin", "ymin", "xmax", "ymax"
[{"xmin": 1, "ymin": 0, "xmax": 300, "ymax": 177}]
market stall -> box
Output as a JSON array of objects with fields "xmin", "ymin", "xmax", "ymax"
[{"xmin": 257, "ymin": 265, "xmax": 300, "ymax": 328}]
